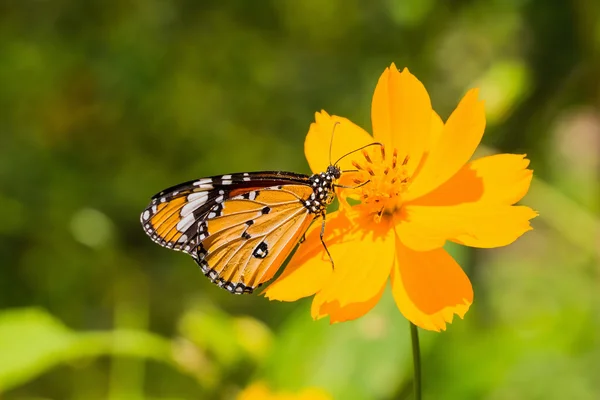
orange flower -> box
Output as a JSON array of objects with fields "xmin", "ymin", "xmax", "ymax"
[
  {"xmin": 265, "ymin": 64, "xmax": 537, "ymax": 331},
  {"xmin": 237, "ymin": 382, "xmax": 331, "ymax": 400}
]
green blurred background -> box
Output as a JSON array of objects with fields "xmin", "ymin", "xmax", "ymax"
[{"xmin": 1, "ymin": 0, "xmax": 599, "ymax": 399}]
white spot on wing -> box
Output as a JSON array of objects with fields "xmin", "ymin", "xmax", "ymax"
[
  {"xmin": 189, "ymin": 191, "xmax": 209, "ymax": 201},
  {"xmin": 193, "ymin": 178, "xmax": 213, "ymax": 189},
  {"xmin": 142, "ymin": 210, "xmax": 150, "ymax": 220},
  {"xmin": 181, "ymin": 192, "xmax": 209, "ymax": 216},
  {"xmin": 178, "ymin": 234, "xmax": 188, "ymax": 243},
  {"xmin": 176, "ymin": 213, "xmax": 195, "ymax": 232}
]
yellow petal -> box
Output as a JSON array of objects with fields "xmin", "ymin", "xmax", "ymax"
[
  {"xmin": 266, "ymin": 209, "xmax": 389, "ymax": 302},
  {"xmin": 296, "ymin": 388, "xmax": 332, "ymax": 400},
  {"xmin": 311, "ymin": 212, "xmax": 395, "ymax": 307},
  {"xmin": 311, "ymin": 283, "xmax": 386, "ymax": 323},
  {"xmin": 237, "ymin": 382, "xmax": 332, "ymax": 400},
  {"xmin": 411, "ymin": 154, "xmax": 533, "ymax": 206},
  {"xmin": 264, "ymin": 213, "xmax": 341, "ymax": 302},
  {"xmin": 394, "ymin": 203, "xmax": 538, "ymax": 251},
  {"xmin": 237, "ymin": 382, "xmax": 272, "ymax": 400},
  {"xmin": 371, "ymin": 65, "xmax": 432, "ymax": 175},
  {"xmin": 304, "ymin": 110, "xmax": 374, "ymax": 174},
  {"xmin": 406, "ymin": 88, "xmax": 486, "ymax": 201},
  {"xmin": 428, "ymin": 110, "xmax": 444, "ymax": 149},
  {"xmin": 391, "ymin": 242, "xmax": 472, "ymax": 332}
]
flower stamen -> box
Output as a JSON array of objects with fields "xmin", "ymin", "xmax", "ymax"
[{"xmin": 343, "ymin": 147, "xmax": 414, "ymax": 221}]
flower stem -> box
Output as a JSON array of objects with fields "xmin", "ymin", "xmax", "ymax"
[{"xmin": 410, "ymin": 322, "xmax": 422, "ymax": 400}]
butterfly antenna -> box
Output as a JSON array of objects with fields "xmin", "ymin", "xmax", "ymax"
[
  {"xmin": 334, "ymin": 179, "xmax": 371, "ymax": 190},
  {"xmin": 329, "ymin": 121, "xmax": 340, "ymax": 166},
  {"xmin": 333, "ymin": 142, "xmax": 383, "ymax": 166}
]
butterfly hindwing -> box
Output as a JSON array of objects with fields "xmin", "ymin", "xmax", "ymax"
[{"xmin": 197, "ymin": 186, "xmax": 316, "ymax": 293}]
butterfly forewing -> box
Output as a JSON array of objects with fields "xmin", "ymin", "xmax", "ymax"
[{"xmin": 141, "ymin": 172, "xmax": 309, "ymax": 251}]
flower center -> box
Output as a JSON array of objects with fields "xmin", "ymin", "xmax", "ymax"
[{"xmin": 349, "ymin": 145, "xmax": 411, "ymax": 221}]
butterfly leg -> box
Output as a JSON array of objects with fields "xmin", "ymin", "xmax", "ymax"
[
  {"xmin": 319, "ymin": 211, "xmax": 335, "ymax": 270},
  {"xmin": 299, "ymin": 232, "xmax": 306, "ymax": 243}
]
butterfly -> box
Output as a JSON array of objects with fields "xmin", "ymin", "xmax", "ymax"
[{"xmin": 140, "ymin": 138, "xmax": 379, "ymax": 295}]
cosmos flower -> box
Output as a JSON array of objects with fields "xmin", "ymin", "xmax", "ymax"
[{"xmin": 265, "ymin": 64, "xmax": 537, "ymax": 331}]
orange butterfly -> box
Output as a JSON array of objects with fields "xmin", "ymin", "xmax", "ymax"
[{"xmin": 140, "ymin": 141, "xmax": 378, "ymax": 294}]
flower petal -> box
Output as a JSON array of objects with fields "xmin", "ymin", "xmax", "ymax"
[
  {"xmin": 391, "ymin": 242, "xmax": 472, "ymax": 332},
  {"xmin": 264, "ymin": 212, "xmax": 342, "ymax": 302},
  {"xmin": 298, "ymin": 210, "xmax": 396, "ymax": 322},
  {"xmin": 406, "ymin": 88, "xmax": 486, "ymax": 201},
  {"xmin": 428, "ymin": 110, "xmax": 444, "ymax": 150},
  {"xmin": 237, "ymin": 382, "xmax": 271, "ymax": 400},
  {"xmin": 371, "ymin": 64, "xmax": 432, "ymax": 175},
  {"xmin": 304, "ymin": 110, "xmax": 374, "ymax": 174},
  {"xmin": 266, "ymin": 209, "xmax": 392, "ymax": 302},
  {"xmin": 394, "ymin": 203, "xmax": 538, "ymax": 251},
  {"xmin": 237, "ymin": 382, "xmax": 332, "ymax": 400},
  {"xmin": 311, "ymin": 283, "xmax": 386, "ymax": 323},
  {"xmin": 315, "ymin": 213, "xmax": 394, "ymax": 306},
  {"xmin": 411, "ymin": 154, "xmax": 533, "ymax": 206}
]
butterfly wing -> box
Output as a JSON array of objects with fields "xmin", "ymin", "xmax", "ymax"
[
  {"xmin": 198, "ymin": 185, "xmax": 315, "ymax": 293},
  {"xmin": 141, "ymin": 172, "xmax": 318, "ymax": 293}
]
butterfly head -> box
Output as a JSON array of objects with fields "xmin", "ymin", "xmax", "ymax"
[{"xmin": 326, "ymin": 164, "xmax": 342, "ymax": 180}]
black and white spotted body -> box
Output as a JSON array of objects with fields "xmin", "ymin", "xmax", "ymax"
[{"xmin": 303, "ymin": 165, "xmax": 341, "ymax": 215}]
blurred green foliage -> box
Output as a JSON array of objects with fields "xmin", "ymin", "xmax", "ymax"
[{"xmin": 1, "ymin": 0, "xmax": 600, "ymax": 399}]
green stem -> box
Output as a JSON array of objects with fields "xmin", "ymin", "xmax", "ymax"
[{"xmin": 410, "ymin": 322, "xmax": 422, "ymax": 400}]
